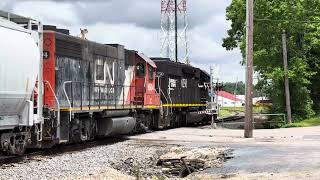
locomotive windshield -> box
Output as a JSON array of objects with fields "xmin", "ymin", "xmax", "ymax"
[
  {"xmin": 148, "ymin": 66, "xmax": 154, "ymax": 80},
  {"xmin": 136, "ymin": 63, "xmax": 145, "ymax": 77}
]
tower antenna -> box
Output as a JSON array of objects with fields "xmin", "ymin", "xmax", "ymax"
[{"xmin": 161, "ymin": 0, "xmax": 189, "ymax": 64}]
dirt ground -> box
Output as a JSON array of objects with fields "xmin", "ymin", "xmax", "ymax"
[{"xmin": 129, "ymin": 126, "xmax": 320, "ymax": 179}]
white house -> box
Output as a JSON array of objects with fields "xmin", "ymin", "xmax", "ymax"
[
  {"xmin": 236, "ymin": 95, "xmax": 245, "ymax": 101},
  {"xmin": 253, "ymin": 97, "xmax": 269, "ymax": 105},
  {"xmin": 217, "ymin": 91, "xmax": 244, "ymax": 107}
]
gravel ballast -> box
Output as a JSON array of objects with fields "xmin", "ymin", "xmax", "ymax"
[
  {"xmin": 0, "ymin": 139, "xmax": 230, "ymax": 180},
  {"xmin": 0, "ymin": 140, "xmax": 172, "ymax": 180}
]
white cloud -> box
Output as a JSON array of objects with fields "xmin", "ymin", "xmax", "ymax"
[
  {"xmin": 188, "ymin": 0, "xmax": 231, "ymax": 28},
  {"xmin": 187, "ymin": 7, "xmax": 244, "ymax": 82},
  {"xmin": 12, "ymin": 1, "xmax": 79, "ymax": 27},
  {"xmin": 82, "ymin": 23, "xmax": 160, "ymax": 56},
  {"xmin": 0, "ymin": 1, "xmax": 7, "ymax": 7},
  {"xmin": 0, "ymin": 0, "xmax": 244, "ymax": 82}
]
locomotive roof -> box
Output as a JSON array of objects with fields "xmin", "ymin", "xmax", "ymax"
[
  {"xmin": 152, "ymin": 57, "xmax": 201, "ymax": 78},
  {"xmin": 151, "ymin": 57, "xmax": 198, "ymax": 69},
  {"xmin": 0, "ymin": 10, "xmax": 36, "ymax": 24},
  {"xmin": 51, "ymin": 30, "xmax": 119, "ymax": 48},
  {"xmin": 138, "ymin": 53, "xmax": 157, "ymax": 68},
  {"xmin": 48, "ymin": 30, "xmax": 123, "ymax": 59},
  {"xmin": 45, "ymin": 29, "xmax": 157, "ymax": 69},
  {"xmin": 151, "ymin": 57, "xmax": 209, "ymax": 76}
]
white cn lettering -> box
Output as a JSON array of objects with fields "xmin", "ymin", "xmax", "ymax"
[{"xmin": 106, "ymin": 62, "xmax": 115, "ymax": 85}]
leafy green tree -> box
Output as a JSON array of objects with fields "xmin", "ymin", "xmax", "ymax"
[
  {"xmin": 223, "ymin": 81, "xmax": 246, "ymax": 95},
  {"xmin": 223, "ymin": 0, "xmax": 320, "ymax": 120}
]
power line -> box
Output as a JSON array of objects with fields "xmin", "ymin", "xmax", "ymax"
[{"xmin": 255, "ymin": 18, "xmax": 320, "ymax": 24}]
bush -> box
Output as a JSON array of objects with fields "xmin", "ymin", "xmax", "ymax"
[{"xmin": 281, "ymin": 123, "xmax": 304, "ymax": 128}]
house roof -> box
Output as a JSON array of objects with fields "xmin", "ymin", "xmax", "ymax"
[{"xmin": 217, "ymin": 91, "xmax": 242, "ymax": 101}]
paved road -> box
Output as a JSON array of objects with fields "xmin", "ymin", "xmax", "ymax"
[{"xmin": 130, "ymin": 126, "xmax": 320, "ymax": 179}]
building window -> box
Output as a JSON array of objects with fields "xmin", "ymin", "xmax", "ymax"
[{"xmin": 136, "ymin": 63, "xmax": 145, "ymax": 77}]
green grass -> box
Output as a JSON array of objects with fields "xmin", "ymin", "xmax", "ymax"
[
  {"xmin": 253, "ymin": 106, "xmax": 270, "ymax": 113},
  {"xmin": 282, "ymin": 117, "xmax": 320, "ymax": 128},
  {"xmin": 218, "ymin": 109, "xmax": 235, "ymax": 118},
  {"xmin": 220, "ymin": 107, "xmax": 244, "ymax": 112},
  {"xmin": 218, "ymin": 107, "xmax": 259, "ymax": 118},
  {"xmin": 220, "ymin": 106, "xmax": 269, "ymax": 113}
]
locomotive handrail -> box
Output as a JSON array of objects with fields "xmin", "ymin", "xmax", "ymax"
[
  {"xmin": 159, "ymin": 89, "xmax": 170, "ymax": 116},
  {"xmin": 63, "ymin": 81, "xmax": 73, "ymax": 122},
  {"xmin": 156, "ymin": 76, "xmax": 169, "ymax": 116},
  {"xmin": 43, "ymin": 80, "xmax": 61, "ymax": 139},
  {"xmin": 61, "ymin": 81, "xmax": 138, "ymax": 110},
  {"xmin": 167, "ymin": 89, "xmax": 173, "ymax": 113}
]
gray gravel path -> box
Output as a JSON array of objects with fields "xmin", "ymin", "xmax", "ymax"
[{"xmin": 0, "ymin": 140, "xmax": 171, "ymax": 180}]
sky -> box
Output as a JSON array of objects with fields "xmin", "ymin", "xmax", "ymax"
[{"xmin": 0, "ymin": 0, "xmax": 244, "ymax": 82}]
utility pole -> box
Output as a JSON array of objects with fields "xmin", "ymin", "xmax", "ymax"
[
  {"xmin": 244, "ymin": 0, "xmax": 254, "ymax": 138},
  {"xmin": 282, "ymin": 30, "xmax": 292, "ymax": 124},
  {"xmin": 175, "ymin": 0, "xmax": 178, "ymax": 62},
  {"xmin": 233, "ymin": 77, "xmax": 239, "ymax": 111}
]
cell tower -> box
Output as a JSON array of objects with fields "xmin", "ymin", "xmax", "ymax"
[{"xmin": 161, "ymin": 0, "xmax": 189, "ymax": 64}]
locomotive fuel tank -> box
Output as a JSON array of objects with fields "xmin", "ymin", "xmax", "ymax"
[
  {"xmin": 97, "ymin": 116, "xmax": 136, "ymax": 136},
  {"xmin": 0, "ymin": 19, "xmax": 40, "ymax": 121}
]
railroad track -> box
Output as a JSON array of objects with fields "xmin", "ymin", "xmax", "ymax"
[
  {"xmin": 0, "ymin": 115, "xmax": 244, "ymax": 165},
  {"xmin": 0, "ymin": 152, "xmax": 42, "ymax": 166},
  {"xmin": 216, "ymin": 115, "xmax": 245, "ymax": 123},
  {"xmin": 0, "ymin": 137, "xmax": 126, "ymax": 166}
]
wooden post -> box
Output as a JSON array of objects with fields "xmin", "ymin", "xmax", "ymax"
[
  {"xmin": 244, "ymin": 0, "xmax": 254, "ymax": 138},
  {"xmin": 282, "ymin": 30, "xmax": 292, "ymax": 124}
]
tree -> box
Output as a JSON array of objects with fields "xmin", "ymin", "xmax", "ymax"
[
  {"xmin": 223, "ymin": 81, "xmax": 246, "ymax": 95},
  {"xmin": 223, "ymin": 0, "xmax": 320, "ymax": 120}
]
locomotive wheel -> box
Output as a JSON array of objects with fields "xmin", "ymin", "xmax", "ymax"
[{"xmin": 14, "ymin": 143, "xmax": 26, "ymax": 156}]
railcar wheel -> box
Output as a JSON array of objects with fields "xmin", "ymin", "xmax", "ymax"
[{"xmin": 1, "ymin": 131, "xmax": 31, "ymax": 156}]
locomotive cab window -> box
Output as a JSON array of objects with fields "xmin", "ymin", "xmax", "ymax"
[
  {"xmin": 136, "ymin": 63, "xmax": 145, "ymax": 77},
  {"xmin": 148, "ymin": 66, "xmax": 154, "ymax": 80},
  {"xmin": 95, "ymin": 59, "xmax": 105, "ymax": 83}
]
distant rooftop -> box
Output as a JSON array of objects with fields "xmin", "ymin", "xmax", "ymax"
[{"xmin": 217, "ymin": 91, "xmax": 242, "ymax": 101}]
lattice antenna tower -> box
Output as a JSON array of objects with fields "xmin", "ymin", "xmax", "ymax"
[{"xmin": 160, "ymin": 0, "xmax": 189, "ymax": 64}]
